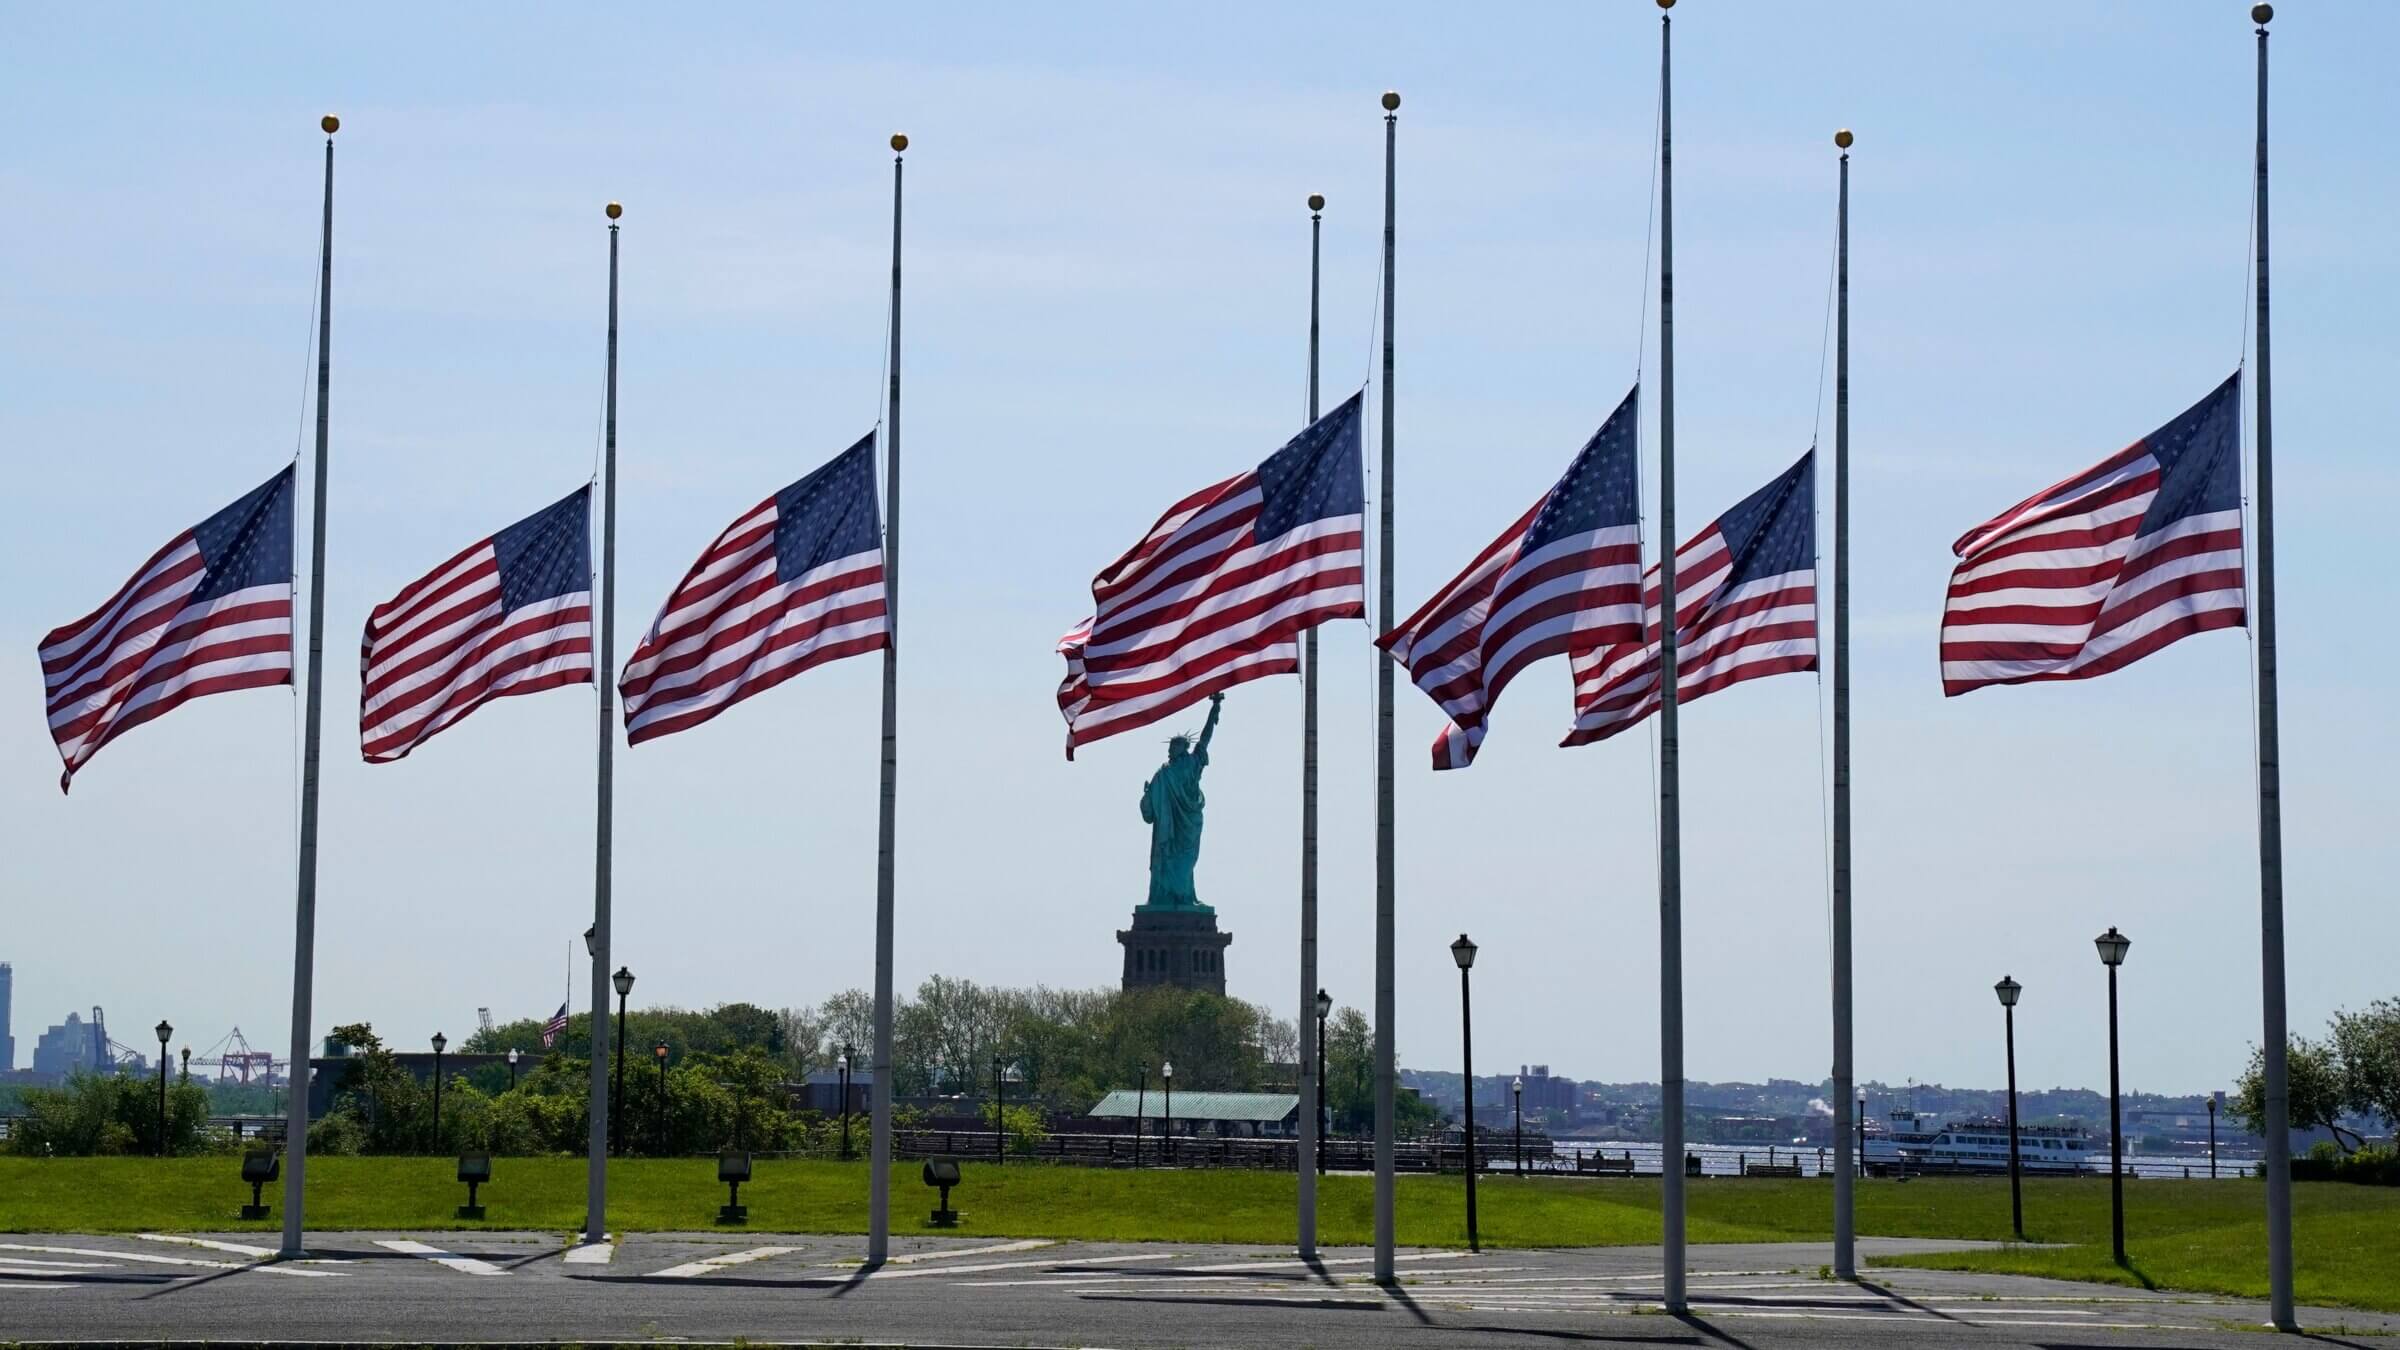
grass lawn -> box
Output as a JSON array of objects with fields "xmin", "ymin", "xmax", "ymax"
[{"xmin": 1, "ymin": 1158, "xmax": 2391, "ymax": 1312}]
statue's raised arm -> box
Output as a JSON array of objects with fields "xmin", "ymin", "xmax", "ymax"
[{"xmin": 1196, "ymin": 691, "xmax": 1224, "ymax": 762}]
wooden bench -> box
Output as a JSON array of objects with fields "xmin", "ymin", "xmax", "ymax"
[
  {"xmin": 1744, "ymin": 1162, "xmax": 1804, "ymax": 1178},
  {"xmin": 1576, "ymin": 1153, "xmax": 1637, "ymax": 1176}
]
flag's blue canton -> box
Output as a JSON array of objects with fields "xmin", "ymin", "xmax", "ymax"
[
  {"xmin": 190, "ymin": 465, "xmax": 295, "ymax": 603},
  {"xmin": 1713, "ymin": 450, "xmax": 1816, "ymax": 588},
  {"xmin": 2139, "ymin": 372, "xmax": 2243, "ymax": 531},
  {"xmin": 1526, "ymin": 388, "xmax": 1642, "ymax": 552},
  {"xmin": 493, "ymin": 486, "xmax": 593, "ymax": 610},
  {"xmin": 775, "ymin": 433, "xmax": 882, "ymax": 578},
  {"xmin": 1255, "ymin": 392, "xmax": 1365, "ymax": 539}
]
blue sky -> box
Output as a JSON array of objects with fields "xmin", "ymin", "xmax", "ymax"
[{"xmin": 4, "ymin": 3, "xmax": 2393, "ymax": 1097}]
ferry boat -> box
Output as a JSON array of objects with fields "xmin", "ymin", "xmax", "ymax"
[{"xmin": 1863, "ymin": 1109, "xmax": 2098, "ymax": 1174}]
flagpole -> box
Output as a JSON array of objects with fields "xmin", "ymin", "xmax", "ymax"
[
  {"xmin": 2248, "ymin": 4, "xmax": 2294, "ymax": 1332},
  {"xmin": 585, "ymin": 200, "xmax": 623, "ymax": 1244},
  {"xmin": 1654, "ymin": 0, "xmax": 1686, "ymax": 1314},
  {"xmin": 1371, "ymin": 88, "xmax": 1400, "ymax": 1288},
  {"xmin": 867, "ymin": 131, "xmax": 907, "ymax": 1265},
  {"xmin": 1297, "ymin": 190, "xmax": 1325, "ymax": 1258},
  {"xmin": 280, "ymin": 113, "xmax": 337, "ymax": 1258},
  {"xmin": 1829, "ymin": 126, "xmax": 1857, "ymax": 1283}
]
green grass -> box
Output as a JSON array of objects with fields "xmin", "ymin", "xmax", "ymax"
[{"xmin": 2, "ymin": 1158, "xmax": 2393, "ymax": 1312}]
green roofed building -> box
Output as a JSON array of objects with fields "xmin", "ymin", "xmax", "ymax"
[{"xmin": 1090, "ymin": 1089, "xmax": 1299, "ymax": 1138}]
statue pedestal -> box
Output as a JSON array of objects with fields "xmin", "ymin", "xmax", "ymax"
[{"xmin": 1118, "ymin": 908, "xmax": 1231, "ymax": 996}]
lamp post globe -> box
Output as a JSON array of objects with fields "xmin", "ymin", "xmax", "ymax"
[
  {"xmin": 613, "ymin": 966, "xmax": 634, "ymax": 998},
  {"xmin": 1316, "ymin": 988, "xmax": 1332, "ymax": 1021},
  {"xmin": 2096, "ymin": 927, "xmax": 2130, "ymax": 1264},
  {"xmin": 506, "ymin": 1046, "xmax": 520, "ymax": 1091},
  {"xmin": 583, "ymin": 924, "xmax": 596, "ymax": 957},
  {"xmin": 1450, "ymin": 933, "xmax": 1477, "ymax": 970}
]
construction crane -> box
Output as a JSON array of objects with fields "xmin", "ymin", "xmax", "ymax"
[
  {"xmin": 478, "ymin": 1007, "xmax": 495, "ymax": 1034},
  {"xmin": 91, "ymin": 1006, "xmax": 155, "ymax": 1072},
  {"xmin": 191, "ymin": 1027, "xmax": 285, "ymax": 1085}
]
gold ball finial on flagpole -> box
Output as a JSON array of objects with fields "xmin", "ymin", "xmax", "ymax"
[
  {"xmin": 1308, "ymin": 193, "xmax": 1325, "ymax": 212},
  {"xmin": 1835, "ymin": 129, "xmax": 1854, "ymax": 150},
  {"xmin": 321, "ymin": 115, "xmax": 339, "ymax": 135},
  {"xmin": 2251, "ymin": 3, "xmax": 2272, "ymax": 24},
  {"xmin": 1657, "ymin": 0, "xmax": 1674, "ymax": 9},
  {"xmin": 891, "ymin": 133, "xmax": 909, "ymax": 153},
  {"xmin": 1381, "ymin": 90, "xmax": 1401, "ymax": 112},
  {"xmin": 605, "ymin": 201, "xmax": 622, "ymax": 220}
]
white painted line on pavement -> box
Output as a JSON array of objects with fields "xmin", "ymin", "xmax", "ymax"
[
  {"xmin": 136, "ymin": 1233, "xmax": 275, "ymax": 1257},
  {"xmin": 0, "ymin": 1242, "xmax": 333, "ymax": 1277},
  {"xmin": 373, "ymin": 1239, "xmax": 506, "ymax": 1275},
  {"xmin": 877, "ymin": 1239, "xmax": 1057, "ymax": 1264},
  {"xmin": 650, "ymin": 1246, "xmax": 802, "ymax": 1279},
  {"xmin": 563, "ymin": 1240, "xmax": 616, "ymax": 1265},
  {"xmin": 864, "ymin": 1251, "xmax": 1176, "ymax": 1281},
  {"xmin": 0, "ymin": 1282, "xmax": 75, "ymax": 1290},
  {"xmin": 0, "ymin": 1257, "xmax": 117, "ymax": 1269}
]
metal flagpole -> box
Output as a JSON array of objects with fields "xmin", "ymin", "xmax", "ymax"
[
  {"xmin": 1297, "ymin": 190, "xmax": 1325, "ymax": 1258},
  {"xmin": 281, "ymin": 113, "xmax": 338, "ymax": 1257},
  {"xmin": 1830, "ymin": 126, "xmax": 1857, "ymax": 1282},
  {"xmin": 868, "ymin": 132, "xmax": 907, "ymax": 1264},
  {"xmin": 2248, "ymin": 4, "xmax": 2294, "ymax": 1332},
  {"xmin": 1371, "ymin": 89, "xmax": 1400, "ymax": 1287},
  {"xmin": 1654, "ymin": 0, "xmax": 1686, "ymax": 1314},
  {"xmin": 586, "ymin": 200, "xmax": 623, "ymax": 1244}
]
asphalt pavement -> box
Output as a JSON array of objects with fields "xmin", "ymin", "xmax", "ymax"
[{"xmin": 1, "ymin": 1229, "xmax": 2390, "ymax": 1347}]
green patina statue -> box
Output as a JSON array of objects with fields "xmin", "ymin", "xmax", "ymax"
[{"xmin": 1139, "ymin": 692, "xmax": 1224, "ymax": 912}]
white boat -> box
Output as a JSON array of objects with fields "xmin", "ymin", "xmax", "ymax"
[{"xmin": 1863, "ymin": 1109, "xmax": 2098, "ymax": 1174}]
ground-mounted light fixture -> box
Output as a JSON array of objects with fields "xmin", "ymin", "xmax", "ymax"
[
  {"xmin": 456, "ymin": 1152, "xmax": 492, "ymax": 1220},
  {"xmin": 717, "ymin": 1148, "xmax": 753, "ymax": 1224},
  {"xmin": 239, "ymin": 1148, "xmax": 280, "ymax": 1219},
  {"xmin": 923, "ymin": 1157, "xmax": 962, "ymax": 1227}
]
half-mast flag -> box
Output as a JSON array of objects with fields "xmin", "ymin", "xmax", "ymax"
[
  {"xmin": 1057, "ymin": 392, "xmax": 1364, "ymax": 757},
  {"xmin": 1563, "ymin": 450, "xmax": 1818, "ymax": 745},
  {"xmin": 541, "ymin": 1002, "xmax": 569, "ymax": 1048},
  {"xmin": 41, "ymin": 467, "xmax": 296, "ymax": 793},
  {"xmin": 1940, "ymin": 374, "xmax": 2244, "ymax": 696},
  {"xmin": 1379, "ymin": 389, "xmax": 1644, "ymax": 768},
  {"xmin": 620, "ymin": 434, "xmax": 888, "ymax": 744},
  {"xmin": 359, "ymin": 487, "xmax": 594, "ymax": 763}
]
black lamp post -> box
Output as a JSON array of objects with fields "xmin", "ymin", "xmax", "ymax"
[
  {"xmin": 1135, "ymin": 1063, "xmax": 1148, "ymax": 1168},
  {"xmin": 431, "ymin": 1032, "xmax": 447, "ymax": 1152},
  {"xmin": 506, "ymin": 1047, "xmax": 520, "ymax": 1092},
  {"xmin": 1315, "ymin": 988, "xmax": 1332, "ymax": 1175},
  {"xmin": 654, "ymin": 1041, "xmax": 670, "ymax": 1156},
  {"xmin": 1995, "ymin": 975, "xmax": 2025, "ymax": 1240},
  {"xmin": 1450, "ymin": 934, "xmax": 1480, "ymax": 1252},
  {"xmin": 1162, "ymin": 1060, "xmax": 1175, "ymax": 1165},
  {"xmin": 2209, "ymin": 1090, "xmax": 2222, "ymax": 1180},
  {"xmin": 2095, "ymin": 925, "xmax": 2131, "ymax": 1265},
  {"xmin": 838, "ymin": 1045, "xmax": 853, "ymax": 1160},
  {"xmin": 993, "ymin": 1054, "xmax": 1006, "ymax": 1164},
  {"xmin": 180, "ymin": 1046, "xmax": 190, "ymax": 1085},
  {"xmin": 1512, "ymin": 1075, "xmax": 1525, "ymax": 1177},
  {"xmin": 154, "ymin": 1020, "xmax": 172, "ymax": 1156},
  {"xmin": 611, "ymin": 965, "xmax": 635, "ymax": 1155},
  {"xmin": 1856, "ymin": 1085, "xmax": 1868, "ymax": 1176}
]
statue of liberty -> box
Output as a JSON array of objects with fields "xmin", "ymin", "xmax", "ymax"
[{"xmin": 1139, "ymin": 692, "xmax": 1223, "ymax": 911}]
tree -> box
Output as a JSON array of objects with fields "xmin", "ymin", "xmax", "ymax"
[
  {"xmin": 1326, "ymin": 1006, "xmax": 1374, "ymax": 1133},
  {"xmin": 2329, "ymin": 999, "xmax": 2400, "ymax": 1136},
  {"xmin": 2235, "ymin": 1035, "xmax": 2365, "ymax": 1152}
]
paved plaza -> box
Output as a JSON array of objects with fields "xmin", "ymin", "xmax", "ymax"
[{"xmin": 1, "ymin": 1230, "xmax": 2391, "ymax": 1347}]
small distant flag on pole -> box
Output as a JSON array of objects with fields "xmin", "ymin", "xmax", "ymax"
[
  {"xmin": 40, "ymin": 467, "xmax": 297, "ymax": 792},
  {"xmin": 1940, "ymin": 375, "xmax": 2244, "ymax": 696},
  {"xmin": 1379, "ymin": 389, "xmax": 1644, "ymax": 768},
  {"xmin": 1057, "ymin": 393, "xmax": 1365, "ymax": 757},
  {"xmin": 541, "ymin": 1002, "xmax": 569, "ymax": 1048},
  {"xmin": 359, "ymin": 487, "xmax": 594, "ymax": 762},
  {"xmin": 620, "ymin": 435, "xmax": 889, "ymax": 743},
  {"xmin": 1564, "ymin": 450, "xmax": 1818, "ymax": 745}
]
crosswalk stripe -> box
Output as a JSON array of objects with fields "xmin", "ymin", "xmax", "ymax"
[
  {"xmin": 136, "ymin": 1233, "xmax": 274, "ymax": 1257},
  {"xmin": 372, "ymin": 1239, "xmax": 505, "ymax": 1275},
  {"xmin": 563, "ymin": 1240, "xmax": 616, "ymax": 1266},
  {"xmin": 0, "ymin": 1242, "xmax": 332, "ymax": 1278},
  {"xmin": 878, "ymin": 1239, "xmax": 1057, "ymax": 1264},
  {"xmin": 650, "ymin": 1246, "xmax": 801, "ymax": 1279}
]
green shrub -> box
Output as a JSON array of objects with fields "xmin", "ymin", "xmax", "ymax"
[{"xmin": 7, "ymin": 1075, "xmax": 214, "ymax": 1156}]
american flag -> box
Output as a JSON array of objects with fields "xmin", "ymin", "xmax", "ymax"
[
  {"xmin": 540, "ymin": 1002, "xmax": 569, "ymax": 1049},
  {"xmin": 1563, "ymin": 450, "xmax": 1817, "ymax": 746},
  {"xmin": 359, "ymin": 487, "xmax": 593, "ymax": 763},
  {"xmin": 621, "ymin": 434, "xmax": 887, "ymax": 743},
  {"xmin": 1057, "ymin": 393, "xmax": 1364, "ymax": 757},
  {"xmin": 40, "ymin": 467, "xmax": 296, "ymax": 793},
  {"xmin": 1380, "ymin": 389, "xmax": 1644, "ymax": 768},
  {"xmin": 1941, "ymin": 374, "xmax": 2244, "ymax": 696}
]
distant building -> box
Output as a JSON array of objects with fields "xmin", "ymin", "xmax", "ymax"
[
  {"xmin": 33, "ymin": 1011, "xmax": 107, "ymax": 1078},
  {"xmin": 800, "ymin": 1069, "xmax": 872, "ymax": 1118},
  {"xmin": 1517, "ymin": 1065, "xmax": 1579, "ymax": 1124},
  {"xmin": 0, "ymin": 962, "xmax": 13, "ymax": 1073},
  {"xmin": 1089, "ymin": 1089, "xmax": 1299, "ymax": 1138}
]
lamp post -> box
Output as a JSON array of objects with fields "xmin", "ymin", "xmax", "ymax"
[
  {"xmin": 1315, "ymin": 989, "xmax": 1332, "ymax": 1175},
  {"xmin": 180, "ymin": 1046, "xmax": 191, "ymax": 1085},
  {"xmin": 1856, "ymin": 1085, "xmax": 1868, "ymax": 1177},
  {"xmin": 506, "ymin": 1047, "xmax": 520, "ymax": 1091},
  {"xmin": 154, "ymin": 1020, "xmax": 172, "ymax": 1156},
  {"xmin": 1135, "ymin": 1063, "xmax": 1148, "ymax": 1168},
  {"xmin": 2209, "ymin": 1090, "xmax": 2223, "ymax": 1180},
  {"xmin": 611, "ymin": 965, "xmax": 635, "ymax": 1155},
  {"xmin": 1512, "ymin": 1076, "xmax": 1524, "ymax": 1178},
  {"xmin": 431, "ymin": 1032, "xmax": 447, "ymax": 1152},
  {"xmin": 1162, "ymin": 1060, "xmax": 1174, "ymax": 1165},
  {"xmin": 838, "ymin": 1046, "xmax": 853, "ymax": 1160},
  {"xmin": 1450, "ymin": 934, "xmax": 1480, "ymax": 1251},
  {"xmin": 2095, "ymin": 925, "xmax": 2131, "ymax": 1266},
  {"xmin": 993, "ymin": 1054, "xmax": 1006, "ymax": 1165},
  {"xmin": 654, "ymin": 1040, "xmax": 670, "ymax": 1155},
  {"xmin": 1995, "ymin": 975, "xmax": 2025, "ymax": 1240}
]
